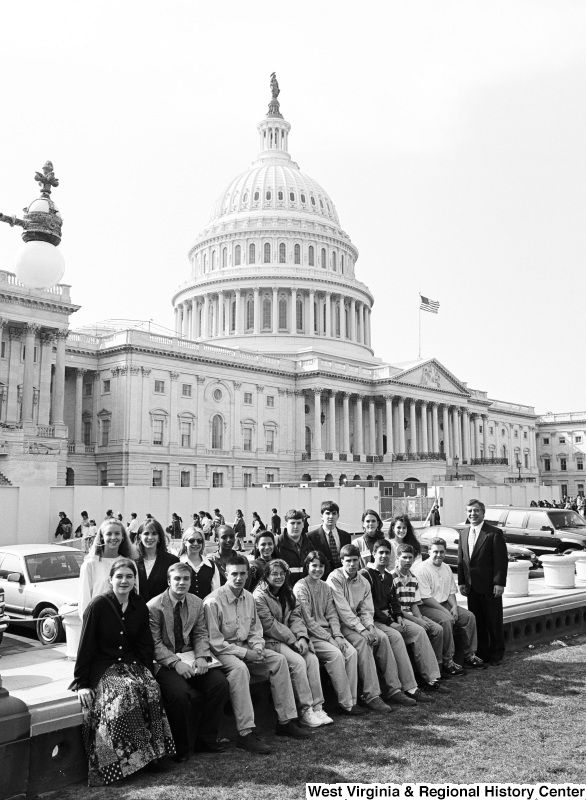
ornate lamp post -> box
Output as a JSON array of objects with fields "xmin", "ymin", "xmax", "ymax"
[
  {"xmin": 516, "ymin": 457, "xmax": 522, "ymax": 482},
  {"xmin": 0, "ymin": 161, "xmax": 65, "ymax": 288},
  {"xmin": 453, "ymin": 455, "xmax": 460, "ymax": 480}
]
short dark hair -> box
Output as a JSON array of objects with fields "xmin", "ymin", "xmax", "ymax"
[
  {"xmin": 167, "ymin": 563, "xmax": 192, "ymax": 580},
  {"xmin": 396, "ymin": 543, "xmax": 415, "ymax": 557},
  {"xmin": 429, "ymin": 537, "xmax": 447, "ymax": 549},
  {"xmin": 372, "ymin": 538, "xmax": 392, "ymax": 553},
  {"xmin": 130, "ymin": 512, "xmax": 137, "ymax": 519},
  {"xmin": 303, "ymin": 550, "xmax": 327, "ymax": 571},
  {"xmin": 109, "ymin": 557, "xmax": 137, "ymax": 579},
  {"xmin": 340, "ymin": 544, "xmax": 360, "ymax": 559},
  {"xmin": 285, "ymin": 508, "xmax": 303, "ymax": 521},
  {"xmin": 467, "ymin": 498, "xmax": 485, "ymax": 512},
  {"xmin": 321, "ymin": 500, "xmax": 340, "ymax": 515},
  {"xmin": 226, "ymin": 555, "xmax": 249, "ymax": 571},
  {"xmin": 272, "ymin": 508, "xmax": 277, "ymax": 514},
  {"xmin": 217, "ymin": 525, "xmax": 234, "ymax": 537}
]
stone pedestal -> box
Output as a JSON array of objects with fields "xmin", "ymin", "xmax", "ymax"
[
  {"xmin": 541, "ymin": 555, "xmax": 576, "ymax": 590},
  {"xmin": 575, "ymin": 557, "xmax": 586, "ymax": 583},
  {"xmin": 60, "ymin": 603, "xmax": 82, "ymax": 660},
  {"xmin": 503, "ymin": 559, "xmax": 530, "ymax": 598}
]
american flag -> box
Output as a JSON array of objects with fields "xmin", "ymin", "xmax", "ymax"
[{"xmin": 419, "ymin": 294, "xmax": 440, "ymax": 314}]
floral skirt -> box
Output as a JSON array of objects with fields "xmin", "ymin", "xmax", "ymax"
[{"xmin": 82, "ymin": 663, "xmax": 175, "ymax": 786}]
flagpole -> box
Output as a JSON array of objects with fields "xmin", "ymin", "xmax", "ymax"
[{"xmin": 418, "ymin": 293, "xmax": 421, "ymax": 358}]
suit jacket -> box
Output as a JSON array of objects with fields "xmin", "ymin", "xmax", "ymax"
[
  {"xmin": 147, "ymin": 588, "xmax": 211, "ymax": 671},
  {"xmin": 308, "ymin": 524, "xmax": 352, "ymax": 576},
  {"xmin": 136, "ymin": 551, "xmax": 179, "ymax": 603},
  {"xmin": 457, "ymin": 521, "xmax": 508, "ymax": 594}
]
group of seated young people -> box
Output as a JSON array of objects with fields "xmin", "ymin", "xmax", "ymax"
[{"xmin": 72, "ymin": 501, "xmax": 486, "ymax": 786}]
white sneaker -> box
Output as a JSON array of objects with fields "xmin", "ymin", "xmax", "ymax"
[
  {"xmin": 299, "ymin": 708, "xmax": 323, "ymax": 727},
  {"xmin": 315, "ymin": 709, "xmax": 334, "ymax": 725}
]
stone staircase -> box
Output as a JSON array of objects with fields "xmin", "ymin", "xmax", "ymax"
[{"xmin": 0, "ymin": 470, "xmax": 13, "ymax": 486}]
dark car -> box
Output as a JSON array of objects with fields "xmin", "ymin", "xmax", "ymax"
[
  {"xmin": 419, "ymin": 525, "xmax": 539, "ymax": 570},
  {"xmin": 484, "ymin": 506, "xmax": 586, "ymax": 557}
]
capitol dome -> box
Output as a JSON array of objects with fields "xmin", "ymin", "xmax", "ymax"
[{"xmin": 172, "ymin": 77, "xmax": 374, "ymax": 361}]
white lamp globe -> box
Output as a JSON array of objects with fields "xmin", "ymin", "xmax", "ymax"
[{"xmin": 14, "ymin": 240, "xmax": 65, "ymax": 289}]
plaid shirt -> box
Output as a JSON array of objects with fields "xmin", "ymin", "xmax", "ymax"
[{"xmin": 390, "ymin": 567, "xmax": 421, "ymax": 614}]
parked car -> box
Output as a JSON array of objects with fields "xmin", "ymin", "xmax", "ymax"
[
  {"xmin": 0, "ymin": 586, "xmax": 9, "ymax": 646},
  {"xmin": 484, "ymin": 506, "xmax": 586, "ymax": 557},
  {"xmin": 0, "ymin": 544, "xmax": 84, "ymax": 645},
  {"xmin": 419, "ymin": 525, "xmax": 540, "ymax": 569}
]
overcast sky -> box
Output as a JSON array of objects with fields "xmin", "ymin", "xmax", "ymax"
[{"xmin": 1, "ymin": 1, "xmax": 585, "ymax": 415}]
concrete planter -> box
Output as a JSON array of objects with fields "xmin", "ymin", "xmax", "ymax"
[
  {"xmin": 541, "ymin": 555, "xmax": 576, "ymax": 589},
  {"xmin": 503, "ymin": 559, "xmax": 530, "ymax": 598},
  {"xmin": 575, "ymin": 557, "xmax": 586, "ymax": 583},
  {"xmin": 59, "ymin": 603, "xmax": 82, "ymax": 660}
]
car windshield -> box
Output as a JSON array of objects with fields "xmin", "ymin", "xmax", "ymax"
[
  {"xmin": 25, "ymin": 552, "xmax": 85, "ymax": 583},
  {"xmin": 548, "ymin": 511, "xmax": 586, "ymax": 530}
]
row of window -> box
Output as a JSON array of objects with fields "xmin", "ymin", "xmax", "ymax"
[
  {"xmin": 543, "ymin": 458, "xmax": 584, "ymax": 472},
  {"xmin": 541, "ymin": 436, "xmax": 583, "ymax": 445},
  {"xmin": 0, "ymin": 342, "xmax": 39, "ymax": 361},
  {"xmin": 97, "ymin": 466, "xmax": 277, "ymax": 488},
  {"xmin": 199, "ymin": 243, "xmax": 346, "ymax": 273},
  {"xmin": 222, "ymin": 181, "xmax": 332, "ymax": 214}
]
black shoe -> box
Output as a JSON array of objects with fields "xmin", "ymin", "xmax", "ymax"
[
  {"xmin": 236, "ymin": 733, "xmax": 272, "ymax": 754},
  {"xmin": 490, "ymin": 657, "xmax": 503, "ymax": 666},
  {"xmin": 420, "ymin": 681, "xmax": 450, "ymax": 695},
  {"xmin": 194, "ymin": 739, "xmax": 227, "ymax": 753},
  {"xmin": 173, "ymin": 753, "xmax": 190, "ymax": 763},
  {"xmin": 464, "ymin": 655, "xmax": 487, "ymax": 670},
  {"xmin": 276, "ymin": 720, "xmax": 312, "ymax": 739},
  {"xmin": 338, "ymin": 704, "xmax": 368, "ymax": 716},
  {"xmin": 406, "ymin": 688, "xmax": 434, "ymax": 703}
]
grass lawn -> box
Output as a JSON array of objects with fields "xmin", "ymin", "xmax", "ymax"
[{"xmin": 42, "ymin": 635, "xmax": 586, "ymax": 800}]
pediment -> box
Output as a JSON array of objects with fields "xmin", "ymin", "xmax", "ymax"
[{"xmin": 392, "ymin": 359, "xmax": 469, "ymax": 396}]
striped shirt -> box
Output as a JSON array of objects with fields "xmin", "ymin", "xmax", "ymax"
[{"xmin": 391, "ymin": 567, "xmax": 421, "ymax": 613}]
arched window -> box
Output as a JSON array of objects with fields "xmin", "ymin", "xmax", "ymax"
[
  {"xmin": 308, "ymin": 245, "xmax": 315, "ymax": 266},
  {"xmin": 211, "ymin": 414, "xmax": 223, "ymax": 449},
  {"xmin": 211, "ymin": 251, "xmax": 216, "ymax": 270},
  {"xmin": 222, "ymin": 247, "xmax": 227, "ymax": 268},
  {"xmin": 279, "ymin": 297, "xmax": 287, "ymax": 329},
  {"xmin": 266, "ymin": 190, "xmax": 272, "ymax": 201},
  {"xmin": 231, "ymin": 300, "xmax": 236, "ymax": 332},
  {"xmin": 278, "ymin": 242, "xmax": 286, "ymax": 263},
  {"xmin": 289, "ymin": 191, "xmax": 295, "ymax": 202},
  {"xmin": 264, "ymin": 243, "xmax": 271, "ymax": 263},
  {"xmin": 300, "ymin": 193, "xmax": 306, "ymax": 204},
  {"xmin": 203, "ymin": 253, "xmax": 208, "ymax": 271},
  {"xmin": 262, "ymin": 297, "xmax": 272, "ymax": 330},
  {"xmin": 249, "ymin": 243, "xmax": 256, "ymax": 264},
  {"xmin": 314, "ymin": 302, "xmax": 318, "ymax": 333},
  {"xmin": 296, "ymin": 297, "xmax": 304, "ymax": 332},
  {"xmin": 294, "ymin": 244, "xmax": 301, "ymax": 264},
  {"xmin": 254, "ymin": 190, "xmax": 259, "ymax": 201},
  {"xmin": 278, "ymin": 190, "xmax": 283, "ymax": 200},
  {"xmin": 340, "ymin": 254, "xmax": 344, "ymax": 274},
  {"xmin": 235, "ymin": 244, "xmax": 241, "ymax": 266},
  {"xmin": 335, "ymin": 304, "xmax": 340, "ymax": 336},
  {"xmin": 311, "ymin": 196, "xmax": 316, "ymax": 206},
  {"xmin": 344, "ymin": 305, "xmax": 349, "ymax": 337},
  {"xmin": 332, "ymin": 252, "xmax": 336, "ymax": 271},
  {"xmin": 246, "ymin": 297, "xmax": 254, "ymax": 330},
  {"xmin": 321, "ymin": 248, "xmax": 326, "ymax": 268}
]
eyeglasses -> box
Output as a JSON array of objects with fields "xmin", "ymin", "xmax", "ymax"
[
  {"xmin": 186, "ymin": 538, "xmax": 204, "ymax": 545},
  {"xmin": 269, "ymin": 571, "xmax": 287, "ymax": 578}
]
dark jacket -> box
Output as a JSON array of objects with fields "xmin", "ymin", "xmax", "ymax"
[
  {"xmin": 275, "ymin": 532, "xmax": 314, "ymax": 585},
  {"xmin": 71, "ymin": 591, "xmax": 154, "ymax": 690},
  {"xmin": 135, "ymin": 551, "xmax": 179, "ymax": 603},
  {"xmin": 307, "ymin": 525, "xmax": 352, "ymax": 576},
  {"xmin": 457, "ymin": 521, "xmax": 508, "ymax": 594},
  {"xmin": 360, "ymin": 565, "xmax": 403, "ymax": 624}
]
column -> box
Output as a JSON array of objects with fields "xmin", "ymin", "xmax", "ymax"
[
  {"xmin": 128, "ymin": 367, "xmax": 141, "ymax": 443},
  {"xmin": 340, "ymin": 299, "xmax": 347, "ymax": 340},
  {"xmin": 38, "ymin": 332, "xmax": 53, "ymax": 426},
  {"xmin": 366, "ymin": 308, "xmax": 372, "ymax": 348},
  {"xmin": 328, "ymin": 392, "xmax": 336, "ymax": 452},
  {"xmin": 202, "ymin": 295, "xmax": 210, "ymax": 339},
  {"xmin": 451, "ymin": 407, "xmax": 460, "ymax": 458},
  {"xmin": 442, "ymin": 405, "xmax": 451, "ymax": 459},
  {"xmin": 354, "ymin": 395, "xmax": 364, "ymax": 455},
  {"xmin": 6, "ymin": 328, "xmax": 22, "ymax": 422},
  {"xmin": 325, "ymin": 292, "xmax": 332, "ymax": 338},
  {"xmin": 74, "ymin": 368, "xmax": 86, "ymax": 444},
  {"xmin": 397, "ymin": 397, "xmax": 405, "ymax": 453},
  {"xmin": 385, "ymin": 395, "xmax": 394, "ymax": 455},
  {"xmin": 420, "ymin": 400, "xmax": 428, "ymax": 453},
  {"xmin": 291, "ymin": 288, "xmax": 297, "ymax": 333},
  {"xmin": 235, "ymin": 289, "xmax": 242, "ymax": 334},
  {"xmin": 313, "ymin": 389, "xmax": 322, "ymax": 451},
  {"xmin": 462, "ymin": 408, "xmax": 470, "ymax": 463},
  {"xmin": 531, "ymin": 427, "xmax": 538, "ymax": 470},
  {"xmin": 174, "ymin": 306, "xmax": 180, "ymax": 335},
  {"xmin": 182, "ymin": 304, "xmax": 190, "ymax": 338},
  {"xmin": 51, "ymin": 329, "xmax": 68, "ymax": 426},
  {"xmin": 376, "ymin": 404, "xmax": 384, "ymax": 455},
  {"xmin": 482, "ymin": 415, "xmax": 489, "ymax": 459},
  {"xmin": 409, "ymin": 399, "xmax": 417, "ymax": 453},
  {"xmin": 253, "ymin": 288, "xmax": 260, "ymax": 334},
  {"xmin": 22, "ymin": 323, "xmax": 39, "ymax": 423},
  {"xmin": 218, "ymin": 291, "xmax": 225, "ymax": 336},
  {"xmin": 295, "ymin": 390, "xmax": 306, "ymax": 452},
  {"xmin": 309, "ymin": 289, "xmax": 315, "ymax": 336},
  {"xmin": 368, "ymin": 398, "xmax": 376, "ymax": 454},
  {"xmin": 342, "ymin": 392, "xmax": 350, "ymax": 453},
  {"xmin": 272, "ymin": 288, "xmax": 278, "ymax": 334},
  {"xmin": 361, "ymin": 304, "xmax": 367, "ymax": 344},
  {"xmin": 350, "ymin": 298, "xmax": 356, "ymax": 341}
]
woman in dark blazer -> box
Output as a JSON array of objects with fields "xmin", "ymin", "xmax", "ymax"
[{"xmin": 134, "ymin": 518, "xmax": 179, "ymax": 602}]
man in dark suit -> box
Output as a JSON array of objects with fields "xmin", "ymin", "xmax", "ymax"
[
  {"xmin": 458, "ymin": 498, "xmax": 508, "ymax": 666},
  {"xmin": 148, "ymin": 563, "xmax": 229, "ymax": 762},
  {"xmin": 308, "ymin": 500, "xmax": 352, "ymax": 576}
]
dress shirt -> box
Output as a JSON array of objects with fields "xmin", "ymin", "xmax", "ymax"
[
  {"xmin": 203, "ymin": 584, "xmax": 264, "ymax": 659},
  {"xmin": 468, "ymin": 524, "xmax": 482, "ymax": 556}
]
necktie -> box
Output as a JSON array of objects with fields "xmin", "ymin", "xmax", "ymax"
[
  {"xmin": 469, "ymin": 527, "xmax": 477, "ymax": 556},
  {"xmin": 327, "ymin": 530, "xmax": 340, "ymax": 568},
  {"xmin": 173, "ymin": 602, "xmax": 184, "ymax": 653}
]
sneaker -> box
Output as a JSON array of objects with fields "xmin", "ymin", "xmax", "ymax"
[
  {"xmin": 442, "ymin": 661, "xmax": 465, "ymax": 677},
  {"xmin": 406, "ymin": 689, "xmax": 434, "ymax": 704},
  {"xmin": 299, "ymin": 708, "xmax": 323, "ymax": 728},
  {"xmin": 338, "ymin": 704, "xmax": 368, "ymax": 716},
  {"xmin": 385, "ymin": 691, "xmax": 417, "ymax": 707},
  {"xmin": 276, "ymin": 720, "xmax": 312, "ymax": 739},
  {"xmin": 366, "ymin": 696, "xmax": 393, "ymax": 714},
  {"xmin": 314, "ymin": 709, "xmax": 334, "ymax": 725},
  {"xmin": 464, "ymin": 654, "xmax": 487, "ymax": 670},
  {"xmin": 236, "ymin": 733, "xmax": 272, "ymax": 755},
  {"xmin": 420, "ymin": 681, "xmax": 450, "ymax": 695}
]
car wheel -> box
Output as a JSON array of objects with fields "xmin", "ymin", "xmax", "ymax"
[{"xmin": 36, "ymin": 607, "xmax": 63, "ymax": 646}]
